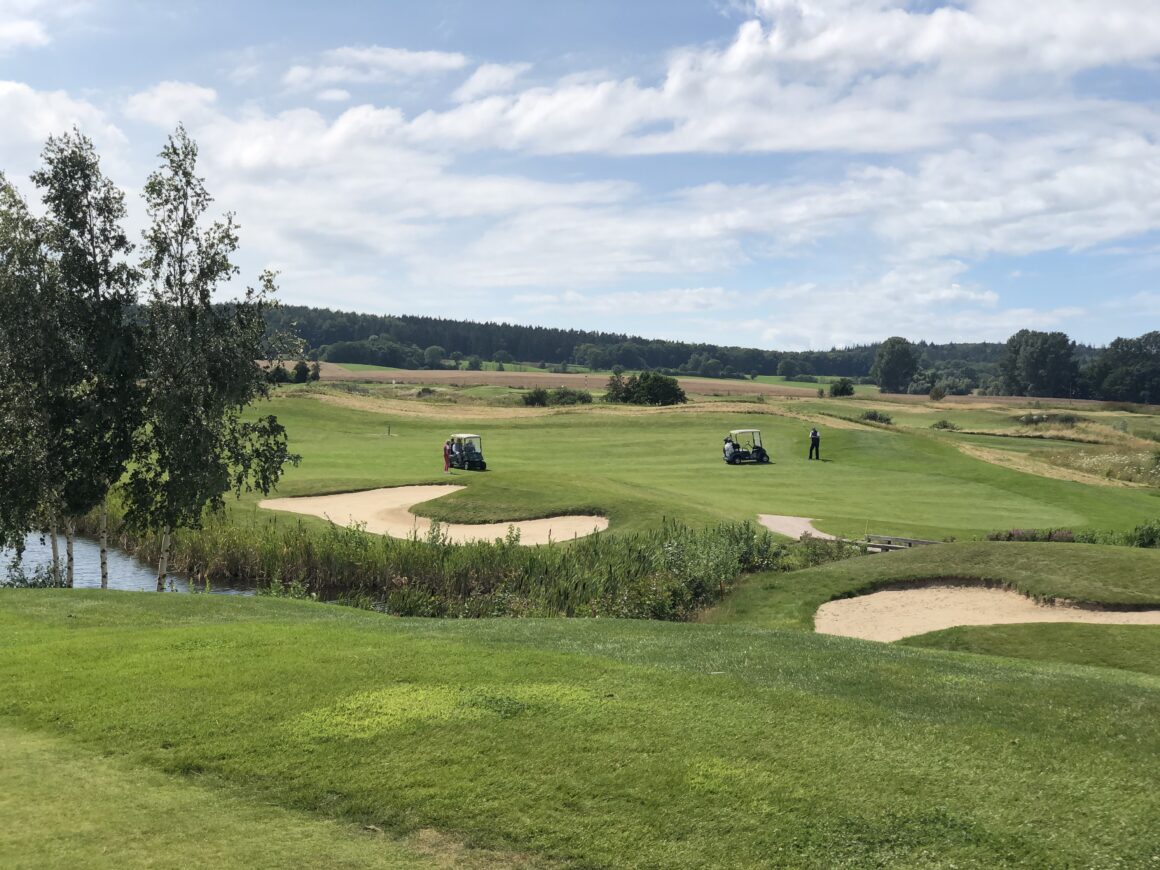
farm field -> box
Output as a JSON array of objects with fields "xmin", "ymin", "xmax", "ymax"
[{"xmin": 6, "ymin": 381, "xmax": 1160, "ymax": 867}]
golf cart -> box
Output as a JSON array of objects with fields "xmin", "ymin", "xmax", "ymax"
[
  {"xmin": 722, "ymin": 429, "xmax": 770, "ymax": 464},
  {"xmin": 449, "ymin": 433, "xmax": 487, "ymax": 471}
]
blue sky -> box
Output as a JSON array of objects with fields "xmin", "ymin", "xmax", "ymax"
[{"xmin": 3, "ymin": 0, "xmax": 1159, "ymax": 349}]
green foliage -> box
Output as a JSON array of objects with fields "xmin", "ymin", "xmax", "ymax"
[
  {"xmin": 422, "ymin": 345, "xmax": 445, "ymax": 369},
  {"xmin": 999, "ymin": 329, "xmax": 1079, "ymax": 397},
  {"xmin": 928, "ymin": 385, "xmax": 946, "ymax": 401},
  {"xmin": 126, "ymin": 127, "xmax": 298, "ymax": 575},
  {"xmin": 871, "ymin": 337, "xmax": 918, "ymax": 393},
  {"xmin": 292, "ymin": 360, "xmax": 310, "ymax": 383},
  {"xmin": 605, "ymin": 370, "xmax": 687, "ymax": 405},
  {"xmin": 522, "ymin": 387, "xmax": 549, "ymax": 406},
  {"xmin": 547, "ymin": 387, "xmax": 592, "ymax": 405},
  {"xmin": 930, "ymin": 419, "xmax": 960, "ymax": 430},
  {"xmin": 466, "ymin": 355, "xmax": 483, "ymax": 371},
  {"xmin": 828, "ymin": 377, "xmax": 855, "ymax": 397},
  {"xmin": 860, "ymin": 409, "xmax": 893, "ymax": 424}
]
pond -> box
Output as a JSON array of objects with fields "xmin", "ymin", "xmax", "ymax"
[{"xmin": 2, "ymin": 533, "xmax": 253, "ymax": 595}]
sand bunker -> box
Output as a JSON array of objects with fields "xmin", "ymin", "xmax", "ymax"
[
  {"xmin": 815, "ymin": 584, "xmax": 1160, "ymax": 642},
  {"xmin": 259, "ymin": 485, "xmax": 608, "ymax": 546},
  {"xmin": 758, "ymin": 515, "xmax": 837, "ymax": 540}
]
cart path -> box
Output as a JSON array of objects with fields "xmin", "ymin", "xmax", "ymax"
[
  {"xmin": 259, "ymin": 485, "xmax": 608, "ymax": 545},
  {"xmin": 815, "ymin": 584, "xmax": 1160, "ymax": 642},
  {"xmin": 757, "ymin": 515, "xmax": 837, "ymax": 540}
]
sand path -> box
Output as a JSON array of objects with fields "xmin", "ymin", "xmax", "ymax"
[
  {"xmin": 815, "ymin": 584, "xmax": 1160, "ymax": 642},
  {"xmin": 758, "ymin": 515, "xmax": 837, "ymax": 540},
  {"xmin": 259, "ymin": 485, "xmax": 608, "ymax": 545}
]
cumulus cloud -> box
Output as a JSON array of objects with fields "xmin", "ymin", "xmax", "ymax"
[
  {"xmin": 452, "ymin": 62, "xmax": 531, "ymax": 102},
  {"xmin": 0, "ymin": 0, "xmax": 90, "ymax": 51},
  {"xmin": 0, "ymin": 18, "xmax": 46, "ymax": 50},
  {"xmin": 0, "ymin": 81, "xmax": 122, "ymax": 175},
  {"xmin": 283, "ymin": 45, "xmax": 468, "ymax": 90},
  {"xmin": 124, "ymin": 81, "xmax": 217, "ymax": 127}
]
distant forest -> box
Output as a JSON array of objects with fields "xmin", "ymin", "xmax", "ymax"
[{"xmin": 265, "ymin": 305, "xmax": 1159, "ymax": 404}]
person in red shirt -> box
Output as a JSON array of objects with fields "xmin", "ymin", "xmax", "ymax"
[{"xmin": 443, "ymin": 439, "xmax": 452, "ymax": 474}]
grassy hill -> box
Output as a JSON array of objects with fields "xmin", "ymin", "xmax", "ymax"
[{"xmin": 3, "ymin": 590, "xmax": 1159, "ymax": 868}]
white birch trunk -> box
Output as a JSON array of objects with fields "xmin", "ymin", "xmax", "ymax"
[
  {"xmin": 65, "ymin": 520, "xmax": 75, "ymax": 587},
  {"xmin": 49, "ymin": 521, "xmax": 60, "ymax": 584},
  {"xmin": 99, "ymin": 500, "xmax": 109, "ymax": 589},
  {"xmin": 156, "ymin": 526, "xmax": 171, "ymax": 592}
]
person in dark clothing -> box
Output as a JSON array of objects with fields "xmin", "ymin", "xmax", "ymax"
[{"xmin": 808, "ymin": 427, "xmax": 820, "ymax": 460}]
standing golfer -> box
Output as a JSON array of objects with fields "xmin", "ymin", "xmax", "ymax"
[
  {"xmin": 443, "ymin": 439, "xmax": 452, "ymax": 474},
  {"xmin": 808, "ymin": 427, "xmax": 820, "ymax": 460}
]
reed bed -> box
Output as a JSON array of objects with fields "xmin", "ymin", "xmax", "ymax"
[{"xmin": 80, "ymin": 508, "xmax": 863, "ymax": 619}]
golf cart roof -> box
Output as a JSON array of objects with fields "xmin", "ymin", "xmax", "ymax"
[
  {"xmin": 729, "ymin": 429, "xmax": 761, "ymax": 436},
  {"xmin": 451, "ymin": 433, "xmax": 481, "ymax": 439}
]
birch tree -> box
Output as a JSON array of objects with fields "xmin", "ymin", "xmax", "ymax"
[
  {"xmin": 0, "ymin": 175, "xmax": 57, "ymax": 561},
  {"xmin": 31, "ymin": 130, "xmax": 140, "ymax": 587},
  {"xmin": 124, "ymin": 126, "xmax": 296, "ymax": 590}
]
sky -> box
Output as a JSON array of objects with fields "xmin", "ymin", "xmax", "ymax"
[{"xmin": 2, "ymin": 0, "xmax": 1159, "ymax": 351}]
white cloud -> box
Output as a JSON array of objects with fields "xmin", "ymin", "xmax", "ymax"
[
  {"xmin": 452, "ymin": 62, "xmax": 531, "ymax": 102},
  {"xmin": 0, "ymin": 0, "xmax": 90, "ymax": 52},
  {"xmin": 124, "ymin": 81, "xmax": 217, "ymax": 127},
  {"xmin": 283, "ymin": 45, "xmax": 468, "ymax": 90},
  {"xmin": 315, "ymin": 88, "xmax": 351, "ymax": 103},
  {"xmin": 0, "ymin": 81, "xmax": 121, "ymax": 175},
  {"xmin": 0, "ymin": 18, "xmax": 46, "ymax": 50}
]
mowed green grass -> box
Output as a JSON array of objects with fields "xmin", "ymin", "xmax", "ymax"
[
  {"xmin": 0, "ymin": 725, "xmax": 455, "ymax": 869},
  {"xmin": 902, "ymin": 624, "xmax": 1160, "ymax": 677},
  {"xmin": 251, "ymin": 393, "xmax": 1160, "ymax": 540},
  {"xmin": 3, "ymin": 591, "xmax": 1159, "ymax": 868}
]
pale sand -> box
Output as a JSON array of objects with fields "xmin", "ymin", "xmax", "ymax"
[
  {"xmin": 259, "ymin": 485, "xmax": 608, "ymax": 546},
  {"xmin": 757, "ymin": 515, "xmax": 837, "ymax": 540},
  {"xmin": 815, "ymin": 584, "xmax": 1160, "ymax": 642}
]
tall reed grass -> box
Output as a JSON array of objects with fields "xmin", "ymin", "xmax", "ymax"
[{"xmin": 79, "ymin": 507, "xmax": 864, "ymax": 619}]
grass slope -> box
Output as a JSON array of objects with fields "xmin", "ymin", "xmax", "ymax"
[
  {"xmin": 3, "ymin": 591, "xmax": 1159, "ymax": 868},
  {"xmin": 902, "ymin": 624, "xmax": 1160, "ymax": 677},
  {"xmin": 704, "ymin": 541, "xmax": 1160, "ymax": 630}
]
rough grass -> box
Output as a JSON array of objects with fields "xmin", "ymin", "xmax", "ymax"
[
  {"xmin": 2, "ymin": 591, "xmax": 1159, "ymax": 868},
  {"xmin": 704, "ymin": 541, "xmax": 1160, "ymax": 631}
]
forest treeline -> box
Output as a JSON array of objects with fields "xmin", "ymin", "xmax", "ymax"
[{"xmin": 266, "ymin": 306, "xmax": 1159, "ymax": 404}]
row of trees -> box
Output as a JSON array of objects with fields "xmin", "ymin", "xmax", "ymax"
[
  {"xmin": 870, "ymin": 330, "xmax": 1160, "ymax": 400},
  {"xmin": 0, "ymin": 128, "xmax": 297, "ymax": 589}
]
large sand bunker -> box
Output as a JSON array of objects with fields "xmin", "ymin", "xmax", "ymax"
[
  {"xmin": 259, "ymin": 485, "xmax": 608, "ymax": 545},
  {"xmin": 815, "ymin": 584, "xmax": 1160, "ymax": 642},
  {"xmin": 758, "ymin": 515, "xmax": 837, "ymax": 540}
]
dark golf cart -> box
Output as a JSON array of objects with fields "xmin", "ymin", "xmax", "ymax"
[
  {"xmin": 449, "ymin": 433, "xmax": 487, "ymax": 471},
  {"xmin": 722, "ymin": 428, "xmax": 770, "ymax": 464}
]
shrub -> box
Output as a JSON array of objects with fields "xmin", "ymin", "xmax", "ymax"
[
  {"xmin": 860, "ymin": 410, "xmax": 893, "ymax": 424},
  {"xmin": 795, "ymin": 374, "xmax": 818, "ymax": 383},
  {"xmin": 928, "ymin": 385, "xmax": 946, "ymax": 401},
  {"xmin": 466, "ymin": 356, "xmax": 483, "ymax": 371},
  {"xmin": 522, "ymin": 388, "xmax": 549, "ymax": 407},
  {"xmin": 987, "ymin": 528, "xmax": 1075, "ymax": 543},
  {"xmin": 829, "ymin": 378, "xmax": 855, "ymax": 397},
  {"xmin": 547, "ymin": 388, "xmax": 592, "ymax": 406},
  {"xmin": 605, "ymin": 371, "xmax": 686, "ymax": 406},
  {"xmin": 930, "ymin": 419, "xmax": 960, "ymax": 430}
]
